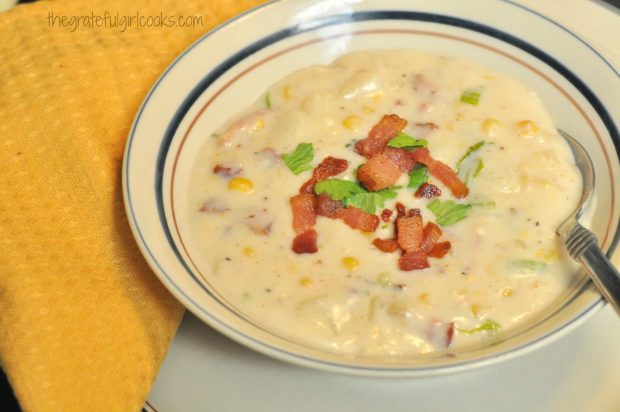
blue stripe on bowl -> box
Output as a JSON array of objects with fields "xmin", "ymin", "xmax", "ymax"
[{"xmin": 125, "ymin": 5, "xmax": 619, "ymax": 372}]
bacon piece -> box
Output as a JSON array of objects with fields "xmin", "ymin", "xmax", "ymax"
[
  {"xmin": 357, "ymin": 151, "xmax": 402, "ymax": 191},
  {"xmin": 300, "ymin": 156, "xmax": 348, "ymax": 194},
  {"xmin": 316, "ymin": 194, "xmax": 344, "ymax": 219},
  {"xmin": 372, "ymin": 238, "xmax": 400, "ymax": 253},
  {"xmin": 290, "ymin": 194, "xmax": 317, "ymax": 234},
  {"xmin": 292, "ymin": 230, "xmax": 318, "ymax": 254},
  {"xmin": 213, "ymin": 164, "xmax": 242, "ymax": 178},
  {"xmin": 395, "ymin": 202, "xmax": 406, "ymax": 218},
  {"xmin": 427, "ymin": 241, "xmax": 451, "ymax": 258},
  {"xmin": 342, "ymin": 206, "xmax": 379, "ymax": 232},
  {"xmin": 415, "ymin": 182, "xmax": 442, "ymax": 199},
  {"xmin": 411, "ymin": 148, "xmax": 469, "ymax": 198},
  {"xmin": 381, "ymin": 209, "xmax": 393, "ymax": 222},
  {"xmin": 399, "ymin": 250, "xmax": 430, "ymax": 271},
  {"xmin": 420, "ymin": 222, "xmax": 442, "ymax": 253},
  {"xmin": 382, "ymin": 147, "xmax": 417, "ymax": 172},
  {"xmin": 396, "ymin": 215, "xmax": 423, "ymax": 253},
  {"xmin": 354, "ymin": 114, "xmax": 408, "ymax": 158},
  {"xmin": 428, "ymin": 320, "xmax": 455, "ymax": 348}
]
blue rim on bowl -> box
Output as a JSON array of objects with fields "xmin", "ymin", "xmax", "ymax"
[{"xmin": 123, "ymin": 0, "xmax": 620, "ymax": 376}]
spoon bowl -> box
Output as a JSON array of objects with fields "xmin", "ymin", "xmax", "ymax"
[{"xmin": 557, "ymin": 130, "xmax": 620, "ymax": 315}]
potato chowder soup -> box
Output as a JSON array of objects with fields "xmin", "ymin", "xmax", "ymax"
[{"xmin": 188, "ymin": 50, "xmax": 583, "ymax": 357}]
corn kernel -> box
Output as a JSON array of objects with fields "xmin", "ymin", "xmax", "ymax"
[
  {"xmin": 363, "ymin": 106, "xmax": 375, "ymax": 113},
  {"xmin": 371, "ymin": 92, "xmax": 384, "ymax": 102},
  {"xmin": 471, "ymin": 303, "xmax": 492, "ymax": 318},
  {"xmin": 342, "ymin": 115, "xmax": 361, "ymax": 130},
  {"xmin": 242, "ymin": 247, "xmax": 255, "ymax": 257},
  {"xmin": 387, "ymin": 301, "xmax": 408, "ymax": 317},
  {"xmin": 482, "ymin": 118, "xmax": 502, "ymax": 137},
  {"xmin": 342, "ymin": 256, "xmax": 359, "ymax": 272},
  {"xmin": 298, "ymin": 277, "xmax": 313, "ymax": 287},
  {"xmin": 502, "ymin": 288, "xmax": 513, "ymax": 297},
  {"xmin": 228, "ymin": 177, "xmax": 253, "ymax": 193},
  {"xmin": 252, "ymin": 118, "xmax": 265, "ymax": 131},
  {"xmin": 516, "ymin": 120, "xmax": 538, "ymax": 138},
  {"xmin": 283, "ymin": 85, "xmax": 292, "ymax": 99},
  {"xmin": 535, "ymin": 247, "xmax": 559, "ymax": 261},
  {"xmin": 418, "ymin": 293, "xmax": 430, "ymax": 305}
]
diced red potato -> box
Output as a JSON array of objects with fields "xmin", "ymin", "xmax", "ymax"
[
  {"xmin": 342, "ymin": 206, "xmax": 380, "ymax": 232},
  {"xmin": 427, "ymin": 320, "xmax": 455, "ymax": 348},
  {"xmin": 420, "ymin": 222, "xmax": 442, "ymax": 253},
  {"xmin": 412, "ymin": 74, "xmax": 436, "ymax": 96},
  {"xmin": 427, "ymin": 241, "xmax": 451, "ymax": 258},
  {"xmin": 316, "ymin": 194, "xmax": 345, "ymax": 219},
  {"xmin": 410, "ymin": 122, "xmax": 439, "ymax": 138},
  {"xmin": 213, "ymin": 164, "xmax": 242, "ymax": 178},
  {"xmin": 411, "ymin": 148, "xmax": 469, "ymax": 198},
  {"xmin": 198, "ymin": 198, "xmax": 230, "ymax": 213},
  {"xmin": 300, "ymin": 156, "xmax": 349, "ymax": 194},
  {"xmin": 292, "ymin": 229, "xmax": 318, "ymax": 254},
  {"xmin": 357, "ymin": 151, "xmax": 402, "ymax": 191},
  {"xmin": 217, "ymin": 109, "xmax": 269, "ymax": 147},
  {"xmin": 398, "ymin": 250, "xmax": 430, "ymax": 271},
  {"xmin": 354, "ymin": 114, "xmax": 408, "ymax": 158},
  {"xmin": 290, "ymin": 193, "xmax": 317, "ymax": 234},
  {"xmin": 255, "ymin": 147, "xmax": 280, "ymax": 166},
  {"xmin": 396, "ymin": 215, "xmax": 423, "ymax": 253},
  {"xmin": 372, "ymin": 238, "xmax": 400, "ymax": 253},
  {"xmin": 246, "ymin": 219, "xmax": 272, "ymax": 236},
  {"xmin": 414, "ymin": 182, "xmax": 442, "ymax": 199}
]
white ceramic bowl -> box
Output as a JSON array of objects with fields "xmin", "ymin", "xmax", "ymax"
[{"xmin": 123, "ymin": 0, "xmax": 620, "ymax": 376}]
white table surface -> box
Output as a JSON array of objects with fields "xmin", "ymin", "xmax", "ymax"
[{"xmin": 147, "ymin": 1, "xmax": 620, "ymax": 411}]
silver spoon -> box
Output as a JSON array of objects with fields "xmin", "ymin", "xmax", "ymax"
[{"xmin": 556, "ymin": 130, "xmax": 620, "ymax": 314}]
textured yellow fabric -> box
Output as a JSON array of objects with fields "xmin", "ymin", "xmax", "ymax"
[{"xmin": 0, "ymin": 0, "xmax": 263, "ymax": 410}]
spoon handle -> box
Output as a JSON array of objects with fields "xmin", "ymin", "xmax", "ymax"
[{"xmin": 570, "ymin": 225, "xmax": 620, "ymax": 315}]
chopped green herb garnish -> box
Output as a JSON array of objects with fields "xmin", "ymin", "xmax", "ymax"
[
  {"xmin": 345, "ymin": 139, "xmax": 357, "ymax": 148},
  {"xmin": 508, "ymin": 259, "xmax": 547, "ymax": 274},
  {"xmin": 314, "ymin": 179, "xmax": 365, "ymax": 201},
  {"xmin": 456, "ymin": 141, "xmax": 486, "ymax": 184},
  {"xmin": 315, "ymin": 179, "xmax": 397, "ymax": 213},
  {"xmin": 281, "ymin": 143, "xmax": 314, "ymax": 175},
  {"xmin": 265, "ymin": 93, "xmax": 271, "ymax": 109},
  {"xmin": 387, "ymin": 131, "xmax": 428, "ymax": 150},
  {"xmin": 456, "ymin": 141, "xmax": 486, "ymax": 172},
  {"xmin": 457, "ymin": 319, "xmax": 501, "ymax": 335},
  {"xmin": 407, "ymin": 165, "xmax": 429, "ymax": 190},
  {"xmin": 427, "ymin": 199, "xmax": 472, "ymax": 226},
  {"xmin": 460, "ymin": 88, "xmax": 483, "ymax": 105},
  {"xmin": 344, "ymin": 188, "xmax": 398, "ymax": 214}
]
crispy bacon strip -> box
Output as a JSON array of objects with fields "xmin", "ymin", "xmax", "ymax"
[
  {"xmin": 292, "ymin": 230, "xmax": 318, "ymax": 254},
  {"xmin": 354, "ymin": 114, "xmax": 408, "ymax": 158},
  {"xmin": 420, "ymin": 222, "xmax": 442, "ymax": 253},
  {"xmin": 316, "ymin": 194, "xmax": 344, "ymax": 219},
  {"xmin": 290, "ymin": 194, "xmax": 317, "ymax": 234},
  {"xmin": 357, "ymin": 151, "xmax": 402, "ymax": 191},
  {"xmin": 382, "ymin": 147, "xmax": 417, "ymax": 172},
  {"xmin": 411, "ymin": 148, "xmax": 469, "ymax": 198},
  {"xmin": 395, "ymin": 202, "xmax": 406, "ymax": 218},
  {"xmin": 396, "ymin": 215, "xmax": 423, "ymax": 253},
  {"xmin": 399, "ymin": 250, "xmax": 430, "ymax": 271},
  {"xmin": 372, "ymin": 238, "xmax": 400, "ymax": 253},
  {"xmin": 381, "ymin": 209, "xmax": 393, "ymax": 222},
  {"xmin": 415, "ymin": 182, "xmax": 442, "ymax": 199},
  {"xmin": 342, "ymin": 206, "xmax": 380, "ymax": 232},
  {"xmin": 300, "ymin": 156, "xmax": 348, "ymax": 194},
  {"xmin": 427, "ymin": 241, "xmax": 451, "ymax": 258}
]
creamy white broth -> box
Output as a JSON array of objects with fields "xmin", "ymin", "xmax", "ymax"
[{"xmin": 188, "ymin": 50, "xmax": 582, "ymax": 357}]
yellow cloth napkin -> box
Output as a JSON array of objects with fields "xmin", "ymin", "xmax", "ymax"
[{"xmin": 0, "ymin": 0, "xmax": 262, "ymax": 410}]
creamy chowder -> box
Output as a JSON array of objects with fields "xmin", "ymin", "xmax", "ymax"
[{"xmin": 188, "ymin": 50, "xmax": 582, "ymax": 357}]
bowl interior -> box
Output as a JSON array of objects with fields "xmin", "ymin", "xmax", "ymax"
[{"xmin": 124, "ymin": 0, "xmax": 620, "ymax": 375}]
